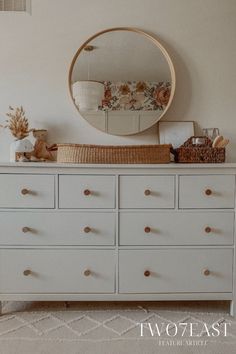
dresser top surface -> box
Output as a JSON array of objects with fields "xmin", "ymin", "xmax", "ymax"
[{"xmin": 0, "ymin": 162, "xmax": 236, "ymax": 169}]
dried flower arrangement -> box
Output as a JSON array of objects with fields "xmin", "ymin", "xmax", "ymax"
[
  {"xmin": 0, "ymin": 106, "xmax": 33, "ymax": 140},
  {"xmin": 1, "ymin": 106, "xmax": 55, "ymax": 162},
  {"xmin": 0, "ymin": 106, "xmax": 36, "ymax": 162}
]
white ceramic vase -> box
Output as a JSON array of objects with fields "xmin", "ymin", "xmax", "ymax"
[{"xmin": 10, "ymin": 138, "xmax": 34, "ymax": 162}]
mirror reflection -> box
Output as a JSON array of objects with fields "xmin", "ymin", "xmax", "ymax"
[{"xmin": 69, "ymin": 28, "xmax": 175, "ymax": 135}]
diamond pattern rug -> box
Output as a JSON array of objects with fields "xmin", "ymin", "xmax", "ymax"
[{"xmin": 0, "ymin": 301, "xmax": 235, "ymax": 353}]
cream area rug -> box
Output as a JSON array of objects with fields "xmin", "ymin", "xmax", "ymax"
[{"xmin": 0, "ymin": 301, "xmax": 236, "ymax": 354}]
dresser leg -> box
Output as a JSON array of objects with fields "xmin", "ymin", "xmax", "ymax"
[{"xmin": 230, "ymin": 300, "xmax": 234, "ymax": 317}]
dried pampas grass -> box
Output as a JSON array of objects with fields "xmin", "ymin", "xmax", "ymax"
[{"xmin": 1, "ymin": 106, "xmax": 33, "ymax": 140}]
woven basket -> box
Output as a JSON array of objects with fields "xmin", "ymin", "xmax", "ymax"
[
  {"xmin": 57, "ymin": 144, "xmax": 171, "ymax": 164},
  {"xmin": 174, "ymin": 136, "xmax": 225, "ymax": 163}
]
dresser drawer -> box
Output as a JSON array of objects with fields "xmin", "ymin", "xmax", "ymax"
[
  {"xmin": 0, "ymin": 174, "xmax": 55, "ymax": 209},
  {"xmin": 119, "ymin": 211, "xmax": 234, "ymax": 246},
  {"xmin": 0, "ymin": 212, "xmax": 115, "ymax": 246},
  {"xmin": 59, "ymin": 175, "xmax": 115, "ymax": 209},
  {"xmin": 179, "ymin": 175, "xmax": 235, "ymax": 209},
  {"xmin": 0, "ymin": 250, "xmax": 115, "ymax": 293},
  {"xmin": 119, "ymin": 175, "xmax": 175, "ymax": 209},
  {"xmin": 119, "ymin": 249, "xmax": 233, "ymax": 293}
]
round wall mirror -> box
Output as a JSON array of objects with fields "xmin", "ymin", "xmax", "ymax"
[{"xmin": 69, "ymin": 27, "xmax": 176, "ymax": 136}]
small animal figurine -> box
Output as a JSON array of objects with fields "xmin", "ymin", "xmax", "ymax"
[{"xmin": 32, "ymin": 129, "xmax": 54, "ymax": 161}]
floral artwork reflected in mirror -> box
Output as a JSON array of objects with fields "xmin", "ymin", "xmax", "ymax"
[{"xmin": 101, "ymin": 81, "xmax": 171, "ymax": 111}]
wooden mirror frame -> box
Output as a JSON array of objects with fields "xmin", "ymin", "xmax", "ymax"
[{"xmin": 68, "ymin": 27, "xmax": 176, "ymax": 135}]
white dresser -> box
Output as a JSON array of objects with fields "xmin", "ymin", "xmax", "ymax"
[{"xmin": 0, "ymin": 162, "xmax": 235, "ymax": 316}]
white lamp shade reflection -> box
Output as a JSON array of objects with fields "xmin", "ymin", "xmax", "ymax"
[{"xmin": 72, "ymin": 81, "xmax": 104, "ymax": 111}]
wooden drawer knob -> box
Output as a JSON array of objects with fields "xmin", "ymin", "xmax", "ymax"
[
  {"xmin": 144, "ymin": 189, "xmax": 151, "ymax": 196},
  {"xmin": 203, "ymin": 269, "xmax": 210, "ymax": 276},
  {"xmin": 205, "ymin": 226, "xmax": 212, "ymax": 234},
  {"xmin": 22, "ymin": 227, "xmax": 30, "ymax": 233},
  {"xmin": 144, "ymin": 270, "xmax": 151, "ymax": 277},
  {"xmin": 205, "ymin": 189, "xmax": 212, "ymax": 196},
  {"xmin": 84, "ymin": 189, "xmax": 91, "ymax": 196},
  {"xmin": 84, "ymin": 269, "xmax": 91, "ymax": 277},
  {"xmin": 21, "ymin": 188, "xmax": 30, "ymax": 195},
  {"xmin": 84, "ymin": 226, "xmax": 91, "ymax": 233},
  {"xmin": 144, "ymin": 226, "xmax": 151, "ymax": 233},
  {"xmin": 23, "ymin": 269, "xmax": 32, "ymax": 276}
]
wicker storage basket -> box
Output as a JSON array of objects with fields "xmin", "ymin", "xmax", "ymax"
[
  {"xmin": 174, "ymin": 136, "xmax": 225, "ymax": 163},
  {"xmin": 57, "ymin": 144, "xmax": 171, "ymax": 164}
]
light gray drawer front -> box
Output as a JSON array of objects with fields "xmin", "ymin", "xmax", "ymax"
[
  {"xmin": 59, "ymin": 175, "xmax": 115, "ymax": 209},
  {"xmin": 119, "ymin": 249, "xmax": 233, "ymax": 293},
  {"xmin": 0, "ymin": 250, "xmax": 115, "ymax": 293},
  {"xmin": 0, "ymin": 174, "xmax": 55, "ymax": 208},
  {"xmin": 0, "ymin": 212, "xmax": 115, "ymax": 246},
  {"xmin": 119, "ymin": 175, "xmax": 175, "ymax": 209},
  {"xmin": 119, "ymin": 211, "xmax": 234, "ymax": 246},
  {"xmin": 179, "ymin": 175, "xmax": 235, "ymax": 209}
]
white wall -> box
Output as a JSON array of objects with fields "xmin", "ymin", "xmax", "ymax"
[{"xmin": 0, "ymin": 0, "xmax": 235, "ymax": 161}]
